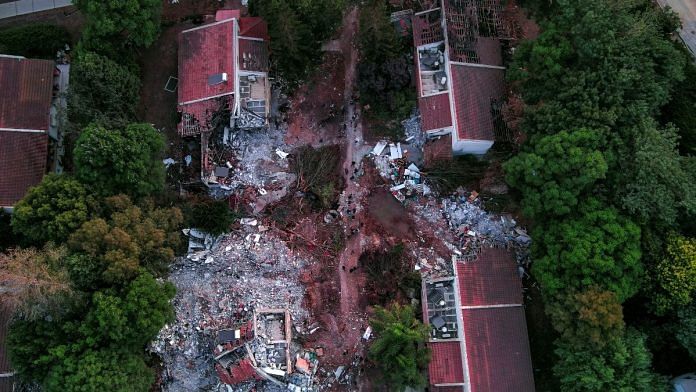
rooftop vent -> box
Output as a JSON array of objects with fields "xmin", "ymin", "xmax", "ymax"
[{"xmin": 208, "ymin": 72, "xmax": 228, "ymax": 85}]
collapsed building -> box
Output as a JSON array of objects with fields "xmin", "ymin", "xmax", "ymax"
[
  {"xmin": 422, "ymin": 247, "xmax": 535, "ymax": 391},
  {"xmin": 177, "ymin": 9, "xmax": 271, "ymax": 185},
  {"xmin": 412, "ymin": 0, "xmax": 510, "ymax": 155},
  {"xmin": 214, "ymin": 309, "xmax": 319, "ymax": 391}
]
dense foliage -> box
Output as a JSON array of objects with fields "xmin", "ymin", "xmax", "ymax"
[
  {"xmin": 357, "ymin": 0, "xmax": 415, "ymax": 122},
  {"xmin": 11, "ymin": 174, "xmax": 93, "ymax": 245},
  {"xmin": 74, "ymin": 0, "xmax": 161, "ymax": 59},
  {"xmin": 8, "ymin": 272, "xmax": 174, "ymax": 391},
  {"xmin": 186, "ymin": 198, "xmax": 238, "ymax": 236},
  {"xmin": 505, "ymin": 0, "xmax": 696, "ymax": 387},
  {"xmin": 249, "ymin": 0, "xmax": 346, "ymax": 85},
  {"xmin": 0, "ymin": 24, "xmax": 70, "ymax": 59},
  {"xmin": 369, "ymin": 303, "xmax": 430, "ymax": 390},
  {"xmin": 68, "ymin": 51, "xmax": 141, "ymax": 130},
  {"xmin": 67, "ymin": 195, "xmax": 182, "ymax": 289},
  {"xmin": 74, "ymin": 123, "xmax": 165, "ymax": 198}
]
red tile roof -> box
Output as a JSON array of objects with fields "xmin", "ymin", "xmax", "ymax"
[
  {"xmin": 424, "ymin": 133, "xmax": 453, "ymax": 167},
  {"xmin": 0, "ymin": 132, "xmax": 48, "ymax": 207},
  {"xmin": 450, "ymin": 64, "xmax": 504, "ymax": 142},
  {"xmin": 424, "ymin": 248, "xmax": 534, "ymax": 391},
  {"xmin": 238, "ymin": 38, "xmax": 269, "ymax": 72},
  {"xmin": 178, "ymin": 20, "xmax": 235, "ymax": 106},
  {"xmin": 431, "ymin": 386, "xmax": 464, "ymax": 392},
  {"xmin": 239, "ymin": 17, "xmax": 269, "ymax": 40},
  {"xmin": 462, "ymin": 307, "xmax": 535, "ymax": 392},
  {"xmin": 412, "ymin": 9, "xmax": 444, "ymax": 46},
  {"xmin": 456, "ymin": 247, "xmax": 523, "ymax": 306},
  {"xmin": 428, "ymin": 341, "xmax": 464, "ymax": 385},
  {"xmin": 419, "ymin": 92, "xmax": 453, "ymax": 131},
  {"xmin": 216, "ymin": 358, "xmax": 263, "ymax": 385},
  {"xmin": 215, "ymin": 9, "xmax": 241, "ymax": 22},
  {"xmin": 0, "ymin": 57, "xmax": 54, "ymax": 131}
]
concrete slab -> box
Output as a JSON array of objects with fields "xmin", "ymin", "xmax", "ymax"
[
  {"xmin": 0, "ymin": 3, "xmax": 16, "ymax": 18},
  {"xmin": 14, "ymin": 0, "xmax": 34, "ymax": 15},
  {"xmin": 33, "ymin": 0, "xmax": 56, "ymax": 12}
]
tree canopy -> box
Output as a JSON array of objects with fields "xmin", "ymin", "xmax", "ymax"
[
  {"xmin": 553, "ymin": 328, "xmax": 666, "ymax": 392},
  {"xmin": 12, "ymin": 174, "xmax": 93, "ymax": 245},
  {"xmin": 67, "ymin": 195, "xmax": 182, "ymax": 288},
  {"xmin": 532, "ymin": 198, "xmax": 643, "ymax": 301},
  {"xmin": 74, "ymin": 0, "xmax": 161, "ymax": 55},
  {"xmin": 369, "ymin": 303, "xmax": 430, "ymax": 390},
  {"xmin": 652, "ymin": 234, "xmax": 696, "ymax": 315},
  {"xmin": 74, "ymin": 123, "xmax": 165, "ymax": 198},
  {"xmin": 504, "ymin": 129, "xmax": 607, "ymax": 219},
  {"xmin": 68, "ymin": 51, "xmax": 141, "ymax": 130},
  {"xmin": 249, "ymin": 0, "xmax": 345, "ymax": 85}
]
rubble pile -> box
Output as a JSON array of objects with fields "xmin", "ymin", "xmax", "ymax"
[
  {"xmin": 205, "ymin": 126, "xmax": 296, "ymax": 205},
  {"xmin": 412, "ymin": 192, "xmax": 531, "ymax": 275},
  {"xmin": 152, "ymin": 230, "xmax": 311, "ymax": 391},
  {"xmin": 371, "ymin": 141, "xmax": 431, "ymax": 202}
]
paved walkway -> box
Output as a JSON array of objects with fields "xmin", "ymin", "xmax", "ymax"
[
  {"xmin": 657, "ymin": 0, "xmax": 696, "ymax": 58},
  {"xmin": 0, "ymin": 0, "xmax": 71, "ymax": 19}
]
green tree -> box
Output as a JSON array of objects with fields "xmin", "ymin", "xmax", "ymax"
[
  {"xmin": 661, "ymin": 46, "xmax": 696, "ymax": 155},
  {"xmin": 504, "ymin": 129, "xmax": 607, "ymax": 219},
  {"xmin": 553, "ymin": 328, "xmax": 667, "ymax": 392},
  {"xmin": 7, "ymin": 271, "xmax": 173, "ymax": 391},
  {"xmin": 68, "ymin": 50, "xmax": 140, "ymax": 129},
  {"xmin": 652, "ymin": 234, "xmax": 696, "ymax": 314},
  {"xmin": 74, "ymin": 123, "xmax": 165, "ymax": 198},
  {"xmin": 44, "ymin": 347, "xmax": 154, "ymax": 392},
  {"xmin": 68, "ymin": 195, "xmax": 182, "ymax": 288},
  {"xmin": 677, "ymin": 303, "xmax": 696, "ymax": 361},
  {"xmin": 532, "ymin": 198, "xmax": 643, "ymax": 302},
  {"xmin": 619, "ymin": 123, "xmax": 696, "ymax": 229},
  {"xmin": 186, "ymin": 198, "xmax": 237, "ymax": 235},
  {"xmin": 546, "ymin": 287, "xmax": 624, "ymax": 348},
  {"xmin": 0, "ymin": 24, "xmax": 70, "ymax": 59},
  {"xmin": 369, "ymin": 303, "xmax": 430, "ymax": 390},
  {"xmin": 12, "ymin": 174, "xmax": 92, "ymax": 245},
  {"xmin": 79, "ymin": 271, "xmax": 175, "ymax": 348},
  {"xmin": 74, "ymin": 0, "xmax": 161, "ymax": 53},
  {"xmin": 249, "ymin": 0, "xmax": 345, "ymax": 85}
]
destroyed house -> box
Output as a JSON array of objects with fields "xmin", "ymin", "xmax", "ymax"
[
  {"xmin": 177, "ymin": 9, "xmax": 270, "ymax": 137},
  {"xmin": 0, "ymin": 55, "xmax": 66, "ymax": 209},
  {"xmin": 422, "ymin": 247, "xmax": 535, "ymax": 391},
  {"xmin": 412, "ymin": 0, "xmax": 508, "ymax": 155}
]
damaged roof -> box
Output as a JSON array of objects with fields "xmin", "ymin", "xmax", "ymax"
[
  {"xmin": 450, "ymin": 65, "xmax": 505, "ymax": 142},
  {"xmin": 424, "ymin": 248, "xmax": 535, "ymax": 392}
]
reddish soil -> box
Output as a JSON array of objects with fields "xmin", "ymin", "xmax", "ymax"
[
  {"xmin": 285, "ymin": 53, "xmax": 346, "ymax": 147},
  {"xmin": 366, "ymin": 189, "xmax": 417, "ymax": 240}
]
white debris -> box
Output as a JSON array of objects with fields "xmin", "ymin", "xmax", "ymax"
[
  {"xmin": 163, "ymin": 158, "xmax": 176, "ymax": 167},
  {"xmin": 371, "ymin": 141, "xmax": 388, "ymax": 156},
  {"xmin": 275, "ymin": 148, "xmax": 290, "ymax": 159}
]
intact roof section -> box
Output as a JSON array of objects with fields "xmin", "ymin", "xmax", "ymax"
[
  {"xmin": 0, "ymin": 132, "xmax": 48, "ymax": 206},
  {"xmin": 456, "ymin": 247, "xmax": 522, "ymax": 306},
  {"xmin": 462, "ymin": 307, "xmax": 535, "ymax": 392},
  {"xmin": 238, "ymin": 38, "xmax": 269, "ymax": 72},
  {"xmin": 0, "ymin": 57, "xmax": 54, "ymax": 131},
  {"xmin": 419, "ymin": 93, "xmax": 453, "ymax": 131},
  {"xmin": 428, "ymin": 341, "xmax": 464, "ymax": 385},
  {"xmin": 178, "ymin": 19, "xmax": 235, "ymax": 105},
  {"xmin": 450, "ymin": 64, "xmax": 504, "ymax": 142},
  {"xmin": 239, "ymin": 17, "xmax": 269, "ymax": 40}
]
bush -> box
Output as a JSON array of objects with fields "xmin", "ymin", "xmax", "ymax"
[
  {"xmin": 186, "ymin": 198, "xmax": 238, "ymax": 235},
  {"xmin": 0, "ymin": 24, "xmax": 70, "ymax": 59},
  {"xmin": 291, "ymin": 145, "xmax": 342, "ymax": 209},
  {"xmin": 12, "ymin": 174, "xmax": 93, "ymax": 245}
]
